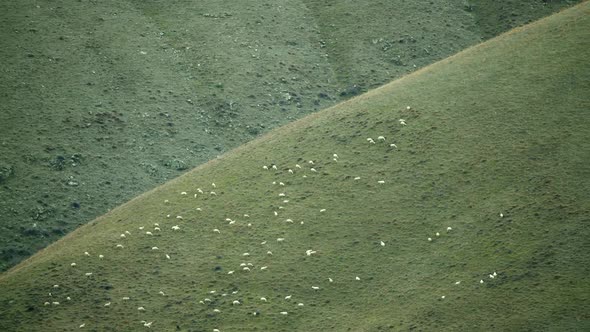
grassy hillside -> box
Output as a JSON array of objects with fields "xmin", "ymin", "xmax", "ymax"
[
  {"xmin": 1, "ymin": 2, "xmax": 589, "ymax": 331},
  {"xmin": 0, "ymin": 0, "xmax": 581, "ymax": 271}
]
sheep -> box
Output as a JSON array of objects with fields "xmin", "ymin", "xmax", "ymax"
[
  {"xmin": 295, "ymin": 164, "xmax": 302, "ymax": 168},
  {"xmin": 52, "ymin": 301, "xmax": 60, "ymax": 305},
  {"xmin": 228, "ymin": 220, "xmax": 236, "ymax": 225},
  {"xmin": 280, "ymin": 311, "xmax": 288, "ymax": 315},
  {"xmin": 67, "ymin": 297, "xmax": 71, "ymax": 301},
  {"xmin": 308, "ymin": 160, "xmax": 314, "ymax": 164},
  {"xmin": 181, "ymin": 191, "xmax": 187, "ymax": 195},
  {"xmin": 154, "ymin": 227, "xmax": 161, "ymax": 231},
  {"xmin": 390, "ymin": 143, "xmax": 398, "ymax": 148},
  {"xmin": 480, "ymin": 280, "xmax": 484, "ymax": 284},
  {"xmin": 125, "ymin": 231, "xmax": 131, "ymax": 235},
  {"xmin": 260, "ymin": 266, "xmax": 268, "ymax": 270},
  {"xmin": 165, "ymin": 253, "xmax": 171, "ymax": 259},
  {"xmin": 232, "ymin": 300, "xmax": 240, "ymax": 305},
  {"xmin": 355, "ymin": 276, "xmax": 361, "ymax": 281},
  {"xmin": 285, "ymin": 219, "xmax": 293, "ymax": 223},
  {"xmin": 228, "ymin": 271, "xmax": 235, "ymax": 275},
  {"xmin": 152, "ymin": 247, "xmax": 159, "ymax": 250},
  {"xmin": 84, "ymin": 251, "xmax": 90, "ymax": 256},
  {"xmin": 288, "ymin": 169, "xmax": 294, "ymax": 174},
  {"xmin": 377, "ymin": 136, "xmax": 385, "ymax": 141},
  {"xmin": 436, "ymin": 232, "xmax": 440, "ymax": 237},
  {"xmin": 367, "ymin": 138, "xmax": 375, "ymax": 144},
  {"xmin": 277, "ymin": 238, "xmax": 285, "ymax": 242},
  {"xmin": 263, "ymin": 165, "xmax": 268, "ymax": 170},
  {"xmin": 298, "ymin": 303, "xmax": 304, "ymax": 307},
  {"xmin": 196, "ymin": 208, "xmax": 202, "ymax": 211},
  {"xmin": 99, "ymin": 254, "xmax": 104, "ymax": 259},
  {"xmin": 447, "ymin": 227, "xmax": 452, "ymax": 231},
  {"xmin": 213, "ymin": 309, "xmax": 221, "ymax": 313},
  {"xmin": 399, "ymin": 119, "xmax": 407, "ymax": 125},
  {"xmin": 441, "ymin": 295, "xmax": 446, "ymax": 299},
  {"xmin": 159, "ymin": 291, "xmax": 166, "ymax": 296},
  {"xmin": 213, "ymin": 229, "xmax": 220, "ymax": 233},
  {"xmin": 261, "ymin": 241, "xmax": 267, "ymax": 245},
  {"xmin": 44, "ymin": 302, "xmax": 50, "ymax": 306},
  {"xmin": 310, "ymin": 168, "xmax": 317, "ymax": 172},
  {"xmin": 244, "ymin": 214, "xmax": 250, "ymax": 217},
  {"xmin": 240, "ymin": 263, "xmax": 247, "ymax": 267},
  {"xmin": 320, "ymin": 209, "xmax": 326, "ymax": 212},
  {"xmin": 279, "ymin": 182, "xmax": 285, "ymax": 186},
  {"xmin": 380, "ymin": 241, "xmax": 385, "ymax": 246},
  {"xmin": 279, "ymin": 193, "xmax": 286, "ymax": 197},
  {"xmin": 171, "ymin": 225, "xmax": 180, "ymax": 230},
  {"xmin": 328, "ymin": 278, "xmax": 333, "ymax": 282},
  {"xmin": 194, "ymin": 194, "xmax": 198, "ymax": 198},
  {"xmin": 213, "ymin": 329, "xmax": 220, "ymax": 332},
  {"xmin": 204, "ymin": 298, "xmax": 212, "ymax": 302},
  {"xmin": 333, "ymin": 154, "xmax": 338, "ymax": 158},
  {"xmin": 116, "ymin": 244, "xmax": 124, "ymax": 248},
  {"xmin": 378, "ymin": 180, "xmax": 385, "ymax": 184},
  {"xmin": 272, "ymin": 165, "xmax": 278, "ymax": 170},
  {"xmin": 120, "ymin": 234, "xmax": 126, "ymax": 238},
  {"xmin": 285, "ymin": 295, "xmax": 292, "ymax": 300},
  {"xmin": 283, "ymin": 200, "xmax": 289, "ymax": 203},
  {"xmin": 138, "ymin": 307, "xmax": 146, "ymax": 311},
  {"xmin": 243, "ymin": 253, "xmax": 250, "ymax": 256},
  {"xmin": 79, "ymin": 323, "xmax": 85, "ymax": 328},
  {"xmin": 210, "ymin": 191, "xmax": 217, "ymax": 195},
  {"xmin": 500, "ymin": 213, "xmax": 504, "ymax": 218},
  {"xmin": 164, "ymin": 199, "xmax": 169, "ymax": 203},
  {"xmin": 53, "ymin": 284, "xmax": 59, "ymax": 289},
  {"xmin": 311, "ymin": 286, "xmax": 320, "ymax": 290},
  {"xmin": 145, "ymin": 231, "xmax": 153, "ymax": 236},
  {"xmin": 354, "ymin": 176, "xmax": 361, "ymax": 180},
  {"xmin": 232, "ymin": 291, "xmax": 239, "ymax": 294},
  {"xmin": 142, "ymin": 321, "xmax": 153, "ymax": 328},
  {"xmin": 305, "ymin": 250, "xmax": 316, "ymax": 256},
  {"xmin": 176, "ymin": 215, "xmax": 183, "ymax": 219},
  {"xmin": 267, "ymin": 251, "xmax": 273, "ymax": 255},
  {"xmin": 428, "ymin": 237, "xmax": 432, "ymax": 242},
  {"xmin": 243, "ymin": 267, "xmax": 251, "ymax": 271},
  {"xmin": 197, "ymin": 188, "xmax": 203, "ymax": 194},
  {"xmin": 122, "ymin": 297, "xmax": 130, "ymax": 300},
  {"xmin": 104, "ymin": 302, "xmax": 111, "ymax": 307},
  {"xmin": 406, "ymin": 106, "xmax": 412, "ymax": 110},
  {"xmin": 71, "ymin": 262, "xmax": 77, "ymax": 267},
  {"xmin": 212, "ymin": 183, "xmax": 216, "ymax": 188},
  {"xmin": 493, "ymin": 271, "xmax": 497, "ymax": 277},
  {"xmin": 274, "ymin": 211, "xmax": 278, "ymax": 216}
]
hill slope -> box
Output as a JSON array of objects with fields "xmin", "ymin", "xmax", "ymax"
[
  {"xmin": 0, "ymin": 0, "xmax": 581, "ymax": 271},
  {"xmin": 1, "ymin": 2, "xmax": 589, "ymax": 331}
]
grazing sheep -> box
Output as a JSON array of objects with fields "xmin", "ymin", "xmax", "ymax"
[
  {"xmin": 277, "ymin": 238, "xmax": 285, "ymax": 242},
  {"xmin": 197, "ymin": 188, "xmax": 203, "ymax": 194},
  {"xmin": 243, "ymin": 267, "xmax": 251, "ymax": 271},
  {"xmin": 84, "ymin": 251, "xmax": 90, "ymax": 256},
  {"xmin": 280, "ymin": 311, "xmax": 288, "ymax": 315},
  {"xmin": 137, "ymin": 307, "xmax": 145, "ymax": 311},
  {"xmin": 480, "ymin": 280, "xmax": 484, "ymax": 284},
  {"xmin": 267, "ymin": 251, "xmax": 273, "ymax": 255},
  {"xmin": 279, "ymin": 193, "xmax": 286, "ymax": 197},
  {"xmin": 145, "ymin": 231, "xmax": 153, "ymax": 236},
  {"xmin": 328, "ymin": 278, "xmax": 333, "ymax": 282},
  {"xmin": 210, "ymin": 191, "xmax": 217, "ymax": 195},
  {"xmin": 71, "ymin": 263, "xmax": 77, "ymax": 267},
  {"xmin": 213, "ymin": 229, "xmax": 220, "ymax": 233},
  {"xmin": 152, "ymin": 247, "xmax": 159, "ymax": 250},
  {"xmin": 308, "ymin": 160, "xmax": 314, "ymax": 164},
  {"xmin": 355, "ymin": 276, "xmax": 361, "ymax": 281},
  {"xmin": 274, "ymin": 211, "xmax": 278, "ymax": 216},
  {"xmin": 104, "ymin": 302, "xmax": 111, "ymax": 307},
  {"xmin": 428, "ymin": 237, "xmax": 432, "ymax": 242},
  {"xmin": 233, "ymin": 300, "xmax": 240, "ymax": 305},
  {"xmin": 285, "ymin": 219, "xmax": 293, "ymax": 223},
  {"xmin": 260, "ymin": 266, "xmax": 268, "ymax": 270},
  {"xmin": 176, "ymin": 216, "xmax": 183, "ymax": 219},
  {"xmin": 441, "ymin": 296, "xmax": 446, "ymax": 299},
  {"xmin": 171, "ymin": 225, "xmax": 180, "ymax": 230},
  {"xmin": 228, "ymin": 271, "xmax": 235, "ymax": 275},
  {"xmin": 166, "ymin": 254, "xmax": 171, "ymax": 259},
  {"xmin": 354, "ymin": 176, "xmax": 361, "ymax": 180},
  {"xmin": 181, "ymin": 192, "xmax": 187, "ymax": 195},
  {"xmin": 320, "ymin": 209, "xmax": 326, "ymax": 212},
  {"xmin": 455, "ymin": 281, "xmax": 461, "ymax": 285},
  {"xmin": 159, "ymin": 291, "xmax": 166, "ymax": 296},
  {"xmin": 295, "ymin": 164, "xmax": 302, "ymax": 168},
  {"xmin": 377, "ymin": 136, "xmax": 385, "ymax": 141},
  {"xmin": 399, "ymin": 119, "xmax": 406, "ymax": 125},
  {"xmin": 279, "ymin": 182, "xmax": 285, "ymax": 186},
  {"xmin": 288, "ymin": 169, "xmax": 294, "ymax": 174},
  {"xmin": 272, "ymin": 165, "xmax": 278, "ymax": 170},
  {"xmin": 142, "ymin": 321, "xmax": 153, "ymax": 328},
  {"xmin": 390, "ymin": 143, "xmax": 398, "ymax": 148},
  {"xmin": 447, "ymin": 227, "xmax": 452, "ymax": 231},
  {"xmin": 213, "ymin": 309, "xmax": 221, "ymax": 313},
  {"xmin": 436, "ymin": 232, "xmax": 440, "ymax": 237},
  {"xmin": 261, "ymin": 241, "xmax": 267, "ymax": 245},
  {"xmin": 52, "ymin": 302, "xmax": 60, "ymax": 305},
  {"xmin": 378, "ymin": 180, "xmax": 385, "ymax": 184},
  {"xmin": 212, "ymin": 183, "xmax": 216, "ymax": 188},
  {"xmin": 116, "ymin": 244, "xmax": 124, "ymax": 248},
  {"xmin": 99, "ymin": 255, "xmax": 104, "ymax": 259},
  {"xmin": 305, "ymin": 250, "xmax": 316, "ymax": 256},
  {"xmin": 120, "ymin": 234, "xmax": 126, "ymax": 238},
  {"xmin": 123, "ymin": 297, "xmax": 130, "ymax": 300},
  {"xmin": 243, "ymin": 253, "xmax": 250, "ymax": 256},
  {"xmin": 285, "ymin": 295, "xmax": 292, "ymax": 300},
  {"xmin": 380, "ymin": 241, "xmax": 385, "ymax": 246},
  {"xmin": 312, "ymin": 286, "xmax": 320, "ymax": 290},
  {"xmin": 154, "ymin": 227, "xmax": 161, "ymax": 231},
  {"xmin": 79, "ymin": 323, "xmax": 85, "ymax": 328},
  {"xmin": 310, "ymin": 168, "xmax": 317, "ymax": 172},
  {"xmin": 367, "ymin": 138, "xmax": 376, "ymax": 144},
  {"xmin": 263, "ymin": 165, "xmax": 268, "ymax": 170}
]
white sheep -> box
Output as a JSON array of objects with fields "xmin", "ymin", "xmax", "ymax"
[
  {"xmin": 320, "ymin": 209, "xmax": 326, "ymax": 212},
  {"xmin": 52, "ymin": 301, "xmax": 60, "ymax": 305},
  {"xmin": 377, "ymin": 136, "xmax": 385, "ymax": 141},
  {"xmin": 328, "ymin": 278, "xmax": 333, "ymax": 282},
  {"xmin": 165, "ymin": 254, "xmax": 171, "ymax": 259},
  {"xmin": 274, "ymin": 211, "xmax": 278, "ymax": 216},
  {"xmin": 213, "ymin": 309, "xmax": 221, "ymax": 313},
  {"xmin": 116, "ymin": 244, "xmax": 124, "ymax": 248},
  {"xmin": 213, "ymin": 229, "xmax": 220, "ymax": 233},
  {"xmin": 308, "ymin": 160, "xmax": 314, "ymax": 164},
  {"xmin": 263, "ymin": 165, "xmax": 268, "ymax": 170},
  {"xmin": 228, "ymin": 271, "xmax": 235, "ymax": 274},
  {"xmin": 260, "ymin": 266, "xmax": 268, "ymax": 270},
  {"xmin": 104, "ymin": 302, "xmax": 111, "ymax": 307},
  {"xmin": 84, "ymin": 251, "xmax": 90, "ymax": 256},
  {"xmin": 311, "ymin": 286, "xmax": 320, "ymax": 290},
  {"xmin": 212, "ymin": 183, "xmax": 216, "ymax": 188},
  {"xmin": 143, "ymin": 321, "xmax": 153, "ymax": 328},
  {"xmin": 279, "ymin": 182, "xmax": 285, "ymax": 186},
  {"xmin": 176, "ymin": 215, "xmax": 183, "ymax": 219},
  {"xmin": 447, "ymin": 227, "xmax": 452, "ymax": 231},
  {"xmin": 280, "ymin": 311, "xmax": 288, "ymax": 315},
  {"xmin": 378, "ymin": 180, "xmax": 385, "ymax": 184},
  {"xmin": 288, "ymin": 169, "xmax": 294, "ymax": 174},
  {"xmin": 120, "ymin": 234, "xmax": 126, "ymax": 238},
  {"xmin": 181, "ymin": 191, "xmax": 187, "ymax": 195},
  {"xmin": 154, "ymin": 227, "xmax": 161, "ymax": 231},
  {"xmin": 354, "ymin": 176, "xmax": 361, "ymax": 180},
  {"xmin": 277, "ymin": 238, "xmax": 285, "ymax": 242},
  {"xmin": 159, "ymin": 291, "xmax": 166, "ymax": 296},
  {"xmin": 243, "ymin": 253, "xmax": 250, "ymax": 256},
  {"xmin": 79, "ymin": 323, "xmax": 85, "ymax": 328},
  {"xmin": 71, "ymin": 262, "xmax": 77, "ymax": 267},
  {"xmin": 210, "ymin": 191, "xmax": 217, "ymax": 195},
  {"xmin": 355, "ymin": 276, "xmax": 361, "ymax": 281},
  {"xmin": 272, "ymin": 165, "xmax": 278, "ymax": 170},
  {"xmin": 243, "ymin": 267, "xmax": 251, "ymax": 271},
  {"xmin": 99, "ymin": 254, "xmax": 104, "ymax": 259},
  {"xmin": 285, "ymin": 295, "xmax": 292, "ymax": 300},
  {"xmin": 137, "ymin": 307, "xmax": 145, "ymax": 311},
  {"xmin": 260, "ymin": 297, "xmax": 267, "ymax": 302},
  {"xmin": 298, "ymin": 303, "xmax": 304, "ymax": 306},
  {"xmin": 399, "ymin": 119, "xmax": 406, "ymax": 125},
  {"xmin": 310, "ymin": 168, "xmax": 317, "ymax": 172},
  {"xmin": 279, "ymin": 193, "xmax": 286, "ymax": 197},
  {"xmin": 367, "ymin": 138, "xmax": 375, "ymax": 144},
  {"xmin": 197, "ymin": 188, "xmax": 203, "ymax": 194},
  {"xmin": 171, "ymin": 225, "xmax": 180, "ymax": 230},
  {"xmin": 380, "ymin": 241, "xmax": 385, "ymax": 247},
  {"xmin": 285, "ymin": 219, "xmax": 293, "ymax": 223},
  {"xmin": 261, "ymin": 241, "xmax": 267, "ymax": 245},
  {"xmin": 152, "ymin": 247, "xmax": 159, "ymax": 250},
  {"xmin": 232, "ymin": 300, "xmax": 240, "ymax": 305},
  {"xmin": 390, "ymin": 143, "xmax": 398, "ymax": 148},
  {"xmin": 295, "ymin": 164, "xmax": 302, "ymax": 168},
  {"xmin": 267, "ymin": 251, "xmax": 273, "ymax": 255},
  {"xmin": 145, "ymin": 231, "xmax": 153, "ymax": 236}
]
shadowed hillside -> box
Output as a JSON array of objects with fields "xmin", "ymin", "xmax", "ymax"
[
  {"xmin": 1, "ymin": 2, "xmax": 588, "ymax": 331},
  {"xmin": 0, "ymin": 0, "xmax": 581, "ymax": 271}
]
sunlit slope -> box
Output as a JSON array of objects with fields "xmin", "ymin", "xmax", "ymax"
[{"xmin": 1, "ymin": 2, "xmax": 589, "ymax": 331}]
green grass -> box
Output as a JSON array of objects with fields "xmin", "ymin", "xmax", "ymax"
[
  {"xmin": 1, "ymin": 2, "xmax": 589, "ymax": 330},
  {"xmin": 0, "ymin": 0, "xmax": 581, "ymax": 271}
]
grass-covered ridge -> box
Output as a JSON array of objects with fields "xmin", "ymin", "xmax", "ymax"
[
  {"xmin": 1, "ymin": 2, "xmax": 589, "ymax": 331},
  {"xmin": 0, "ymin": 0, "xmax": 581, "ymax": 271}
]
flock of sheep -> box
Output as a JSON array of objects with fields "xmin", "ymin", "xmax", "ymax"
[{"xmin": 39, "ymin": 108, "xmax": 500, "ymax": 330}]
